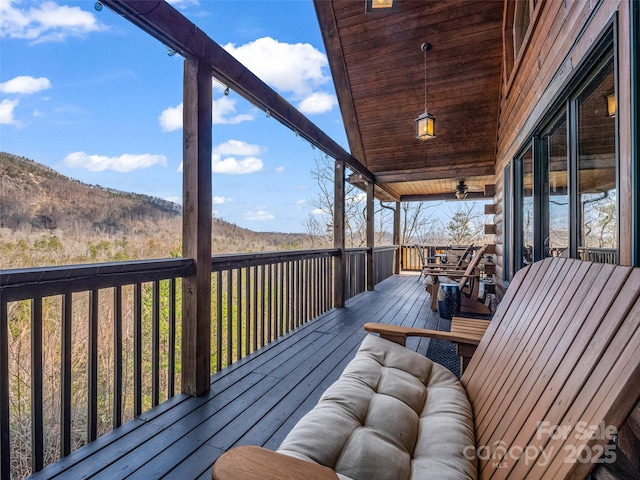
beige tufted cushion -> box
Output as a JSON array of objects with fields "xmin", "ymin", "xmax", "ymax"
[{"xmin": 277, "ymin": 334, "xmax": 477, "ymax": 480}]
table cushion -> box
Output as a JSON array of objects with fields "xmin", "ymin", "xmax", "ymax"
[{"xmin": 277, "ymin": 334, "xmax": 477, "ymax": 480}]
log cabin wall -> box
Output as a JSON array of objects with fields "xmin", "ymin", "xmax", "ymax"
[{"xmin": 493, "ymin": 0, "xmax": 633, "ymax": 294}]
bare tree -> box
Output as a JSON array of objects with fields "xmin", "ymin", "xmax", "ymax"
[
  {"xmin": 305, "ymin": 155, "xmax": 442, "ymax": 247},
  {"xmin": 444, "ymin": 202, "xmax": 485, "ymax": 245}
]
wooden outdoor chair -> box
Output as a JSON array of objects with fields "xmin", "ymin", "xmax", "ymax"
[
  {"xmin": 415, "ymin": 243, "xmax": 474, "ymax": 283},
  {"xmin": 212, "ymin": 258, "xmax": 640, "ymax": 479},
  {"xmin": 365, "ymin": 257, "xmax": 640, "ymax": 479},
  {"xmin": 425, "ymin": 244, "xmax": 490, "ymax": 315}
]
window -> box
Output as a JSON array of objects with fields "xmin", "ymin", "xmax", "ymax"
[
  {"xmin": 511, "ymin": 34, "xmax": 617, "ymax": 271},
  {"xmin": 515, "ymin": 148, "xmax": 534, "ymax": 268},
  {"xmin": 576, "ymin": 60, "xmax": 617, "ymax": 261},
  {"xmin": 545, "ymin": 114, "xmax": 569, "ymax": 258},
  {"xmin": 514, "ymin": 0, "xmax": 531, "ymax": 59},
  {"xmin": 503, "ymin": 163, "xmax": 512, "ymax": 281}
]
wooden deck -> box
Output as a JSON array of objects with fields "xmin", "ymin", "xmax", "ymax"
[{"xmin": 30, "ymin": 273, "xmax": 451, "ymax": 480}]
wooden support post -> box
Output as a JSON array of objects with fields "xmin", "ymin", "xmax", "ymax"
[
  {"xmin": 333, "ymin": 160, "xmax": 345, "ymax": 308},
  {"xmin": 393, "ymin": 201, "xmax": 401, "ymax": 274},
  {"xmin": 366, "ymin": 181, "xmax": 375, "ymax": 291},
  {"xmin": 182, "ymin": 57, "xmax": 212, "ymax": 396}
]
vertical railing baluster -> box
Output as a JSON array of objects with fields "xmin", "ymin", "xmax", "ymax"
[
  {"xmin": 278, "ymin": 263, "xmax": 284, "ymax": 338},
  {"xmin": 216, "ymin": 271, "xmax": 222, "ymax": 372},
  {"xmin": 236, "ymin": 268, "xmax": 242, "ymax": 360},
  {"xmin": 168, "ymin": 279, "xmax": 176, "ymax": 398},
  {"xmin": 88, "ymin": 290, "xmax": 99, "ymax": 441},
  {"xmin": 0, "ymin": 302, "xmax": 11, "ymax": 478},
  {"xmin": 152, "ymin": 281, "xmax": 160, "ymax": 407},
  {"xmin": 113, "ymin": 287, "xmax": 122, "ymax": 428},
  {"xmin": 61, "ymin": 294, "xmax": 72, "ymax": 456},
  {"xmin": 31, "ymin": 297, "xmax": 44, "ymax": 472},
  {"xmin": 298, "ymin": 259, "xmax": 303, "ymax": 327},
  {"xmin": 302, "ymin": 260, "xmax": 307, "ymax": 323},
  {"xmin": 292, "ymin": 260, "xmax": 296, "ymax": 330},
  {"xmin": 294, "ymin": 259, "xmax": 298, "ymax": 327},
  {"xmin": 252, "ymin": 266, "xmax": 258, "ymax": 352},
  {"xmin": 315, "ymin": 258, "xmax": 319, "ymax": 317},
  {"xmin": 244, "ymin": 267, "xmax": 250, "ymax": 356},
  {"xmin": 134, "ymin": 283, "xmax": 142, "ymax": 417},
  {"xmin": 267, "ymin": 263, "xmax": 272, "ymax": 343},
  {"xmin": 226, "ymin": 269, "xmax": 232, "ymax": 365},
  {"xmin": 260, "ymin": 264, "xmax": 266, "ymax": 347},
  {"xmin": 0, "ymin": 303, "xmax": 9, "ymax": 480}
]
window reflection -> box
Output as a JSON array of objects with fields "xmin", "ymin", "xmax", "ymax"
[
  {"xmin": 577, "ymin": 59, "xmax": 617, "ymax": 263},
  {"xmin": 522, "ymin": 149, "xmax": 534, "ymax": 265},
  {"xmin": 547, "ymin": 116, "xmax": 569, "ymax": 257}
]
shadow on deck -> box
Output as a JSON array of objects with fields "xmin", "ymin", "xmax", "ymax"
[{"xmin": 31, "ymin": 273, "xmax": 453, "ymax": 480}]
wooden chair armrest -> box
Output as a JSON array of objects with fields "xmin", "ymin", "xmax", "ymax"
[
  {"xmin": 364, "ymin": 323, "xmax": 482, "ymax": 347},
  {"xmin": 212, "ymin": 446, "xmax": 339, "ymax": 480}
]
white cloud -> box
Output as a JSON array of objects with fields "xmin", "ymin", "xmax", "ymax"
[
  {"xmin": 298, "ymin": 91, "xmax": 338, "ymax": 115},
  {"xmin": 275, "ymin": 166, "xmax": 285, "ymax": 173},
  {"xmin": 212, "ymin": 195, "xmax": 232, "ymax": 205},
  {"xmin": 159, "ymin": 103, "xmax": 183, "ymax": 132},
  {"xmin": 0, "ymin": 75, "xmax": 51, "ymax": 94},
  {"xmin": 32, "ymin": 109, "xmax": 43, "ymax": 117},
  {"xmin": 312, "ymin": 208, "xmax": 328, "ymax": 215},
  {"xmin": 212, "ymin": 139, "xmax": 263, "ymax": 174},
  {"xmin": 63, "ymin": 151, "xmax": 167, "ymax": 172},
  {"xmin": 223, "ymin": 37, "xmax": 331, "ymax": 107},
  {"xmin": 213, "ymin": 156, "xmax": 262, "ymax": 174},
  {"xmin": 244, "ymin": 210, "xmax": 274, "ymax": 221},
  {"xmin": 296, "ymin": 199, "xmax": 307, "ymax": 205},
  {"xmin": 213, "ymin": 139, "xmax": 261, "ymax": 157},
  {"xmin": 1, "ymin": 0, "xmax": 105, "ymax": 43},
  {"xmin": 159, "ymin": 97, "xmax": 254, "ymax": 131},
  {"xmin": 0, "ymin": 99, "xmax": 19, "ymax": 125},
  {"xmin": 213, "ymin": 96, "xmax": 254, "ymax": 124}
]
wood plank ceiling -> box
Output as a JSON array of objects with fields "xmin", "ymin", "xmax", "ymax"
[{"xmin": 314, "ymin": 0, "xmax": 504, "ymax": 202}]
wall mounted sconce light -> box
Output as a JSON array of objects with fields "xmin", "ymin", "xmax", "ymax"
[
  {"xmin": 607, "ymin": 93, "xmax": 616, "ymax": 117},
  {"xmin": 365, "ymin": 0, "xmax": 394, "ymax": 13},
  {"xmin": 416, "ymin": 42, "xmax": 435, "ymax": 140}
]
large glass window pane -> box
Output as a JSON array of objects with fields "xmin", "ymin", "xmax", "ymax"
[
  {"xmin": 577, "ymin": 59, "xmax": 617, "ymax": 263},
  {"xmin": 547, "ymin": 116, "xmax": 569, "ymax": 257}
]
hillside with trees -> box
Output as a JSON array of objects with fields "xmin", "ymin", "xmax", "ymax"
[{"xmin": 0, "ymin": 152, "xmax": 310, "ymax": 268}]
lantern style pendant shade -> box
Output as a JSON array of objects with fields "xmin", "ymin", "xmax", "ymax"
[
  {"xmin": 365, "ymin": 0, "xmax": 394, "ymax": 12},
  {"xmin": 607, "ymin": 93, "xmax": 616, "ymax": 117},
  {"xmin": 416, "ymin": 42, "xmax": 435, "ymax": 140},
  {"xmin": 416, "ymin": 110, "xmax": 435, "ymax": 140}
]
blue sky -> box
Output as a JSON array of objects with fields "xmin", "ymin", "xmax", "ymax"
[{"xmin": 0, "ymin": 0, "xmax": 350, "ymax": 233}]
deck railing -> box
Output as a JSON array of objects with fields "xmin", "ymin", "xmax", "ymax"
[
  {"xmin": 210, "ymin": 249, "xmax": 338, "ymax": 371},
  {"xmin": 0, "ymin": 246, "xmax": 397, "ymax": 477}
]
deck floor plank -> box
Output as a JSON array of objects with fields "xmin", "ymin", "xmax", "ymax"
[{"xmin": 30, "ymin": 273, "xmax": 452, "ymax": 480}]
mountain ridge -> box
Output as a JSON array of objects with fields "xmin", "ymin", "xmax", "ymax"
[{"xmin": 0, "ymin": 152, "xmax": 308, "ymax": 249}]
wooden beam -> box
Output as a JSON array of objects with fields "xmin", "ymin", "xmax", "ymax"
[
  {"xmin": 333, "ymin": 161, "xmax": 345, "ymax": 308},
  {"xmin": 101, "ymin": 0, "xmax": 374, "ymax": 183},
  {"xmin": 314, "ymin": 0, "xmax": 367, "ymax": 166},
  {"xmin": 181, "ymin": 57, "xmax": 212, "ymax": 397},
  {"xmin": 366, "ymin": 182, "xmax": 375, "ymax": 291},
  {"xmin": 374, "ymin": 164, "xmax": 495, "ymax": 183},
  {"xmin": 400, "ymin": 192, "xmax": 491, "ymax": 202}
]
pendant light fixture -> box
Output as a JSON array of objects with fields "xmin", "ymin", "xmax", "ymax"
[
  {"xmin": 365, "ymin": 0, "xmax": 394, "ymax": 13},
  {"xmin": 416, "ymin": 42, "xmax": 436, "ymax": 140}
]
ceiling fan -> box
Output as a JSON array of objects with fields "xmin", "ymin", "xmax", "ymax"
[
  {"xmin": 454, "ymin": 179, "xmax": 469, "ymax": 199},
  {"xmin": 453, "ymin": 179, "xmax": 484, "ymax": 199}
]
